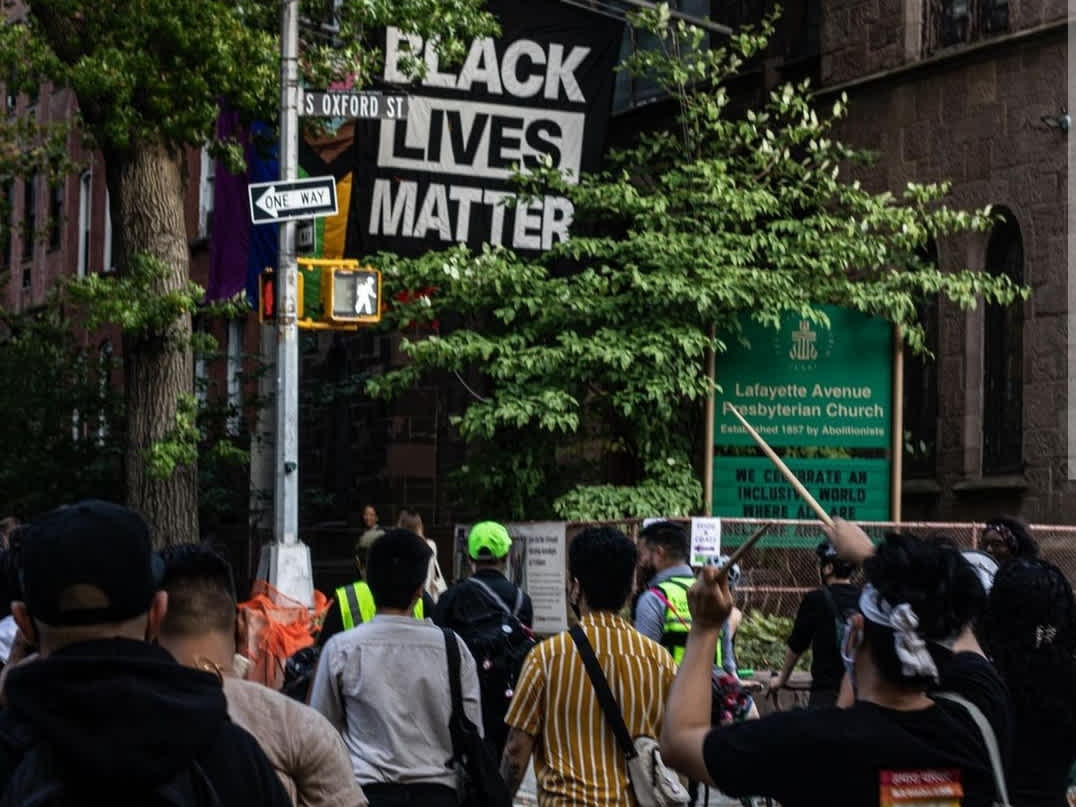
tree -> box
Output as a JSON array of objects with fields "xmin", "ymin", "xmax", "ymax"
[
  {"xmin": 0, "ymin": 0, "xmax": 496, "ymax": 544},
  {"xmin": 0, "ymin": 293, "xmax": 124, "ymax": 518},
  {"xmin": 369, "ymin": 9, "xmax": 1024, "ymax": 521}
]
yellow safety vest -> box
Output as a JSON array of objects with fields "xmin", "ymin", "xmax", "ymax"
[
  {"xmin": 655, "ymin": 576, "xmax": 722, "ymax": 666},
  {"xmin": 335, "ymin": 581, "xmax": 424, "ymax": 630}
]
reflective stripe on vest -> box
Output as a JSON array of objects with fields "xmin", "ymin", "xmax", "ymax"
[
  {"xmin": 335, "ymin": 581, "xmax": 423, "ymax": 630},
  {"xmin": 656, "ymin": 576, "xmax": 722, "ymax": 666}
]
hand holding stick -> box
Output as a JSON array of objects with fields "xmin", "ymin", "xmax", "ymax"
[{"xmin": 725, "ymin": 403, "xmax": 834, "ymax": 529}]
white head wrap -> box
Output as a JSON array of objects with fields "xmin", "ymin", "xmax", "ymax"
[{"xmin": 859, "ymin": 584, "xmax": 939, "ymax": 682}]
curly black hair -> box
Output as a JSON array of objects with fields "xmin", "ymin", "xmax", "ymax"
[
  {"xmin": 570, "ymin": 526, "xmax": 637, "ymax": 612},
  {"xmin": 981, "ymin": 558, "xmax": 1075, "ymax": 745},
  {"xmin": 983, "ymin": 516, "xmax": 1038, "ymax": 559},
  {"xmin": 862, "ymin": 532, "xmax": 986, "ymax": 688}
]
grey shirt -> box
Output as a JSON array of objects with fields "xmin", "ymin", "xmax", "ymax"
[
  {"xmin": 635, "ymin": 564, "xmax": 738, "ymax": 676},
  {"xmin": 309, "ymin": 615, "xmax": 483, "ymax": 790}
]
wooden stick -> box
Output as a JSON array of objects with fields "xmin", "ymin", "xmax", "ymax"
[
  {"xmin": 717, "ymin": 522, "xmax": 772, "ymax": 578},
  {"xmin": 725, "ymin": 402, "xmax": 835, "ymax": 528}
]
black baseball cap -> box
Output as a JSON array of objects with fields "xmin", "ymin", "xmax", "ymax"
[{"xmin": 19, "ymin": 500, "xmax": 165, "ymax": 627}]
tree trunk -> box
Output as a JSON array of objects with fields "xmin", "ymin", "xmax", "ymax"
[{"xmin": 106, "ymin": 143, "xmax": 198, "ymax": 547}]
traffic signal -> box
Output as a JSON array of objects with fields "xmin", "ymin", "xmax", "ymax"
[
  {"xmin": 258, "ymin": 270, "xmax": 275, "ymax": 323},
  {"xmin": 257, "ymin": 269, "xmax": 304, "ymax": 323},
  {"xmin": 322, "ymin": 265, "xmax": 381, "ymax": 324}
]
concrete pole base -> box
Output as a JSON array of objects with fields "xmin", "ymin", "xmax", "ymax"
[{"xmin": 256, "ymin": 541, "xmax": 315, "ymax": 608}]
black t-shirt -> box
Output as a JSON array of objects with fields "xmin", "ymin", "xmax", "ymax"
[
  {"xmin": 702, "ymin": 652, "xmax": 1011, "ymax": 807},
  {"xmin": 1009, "ymin": 711, "xmax": 1073, "ymax": 807},
  {"xmin": 432, "ymin": 569, "xmax": 534, "ymax": 629},
  {"xmin": 787, "ymin": 583, "xmax": 860, "ymax": 691}
]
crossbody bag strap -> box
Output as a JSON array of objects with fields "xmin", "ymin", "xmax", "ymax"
[
  {"xmin": 467, "ymin": 576, "xmax": 513, "ymax": 615},
  {"xmin": 442, "ymin": 627, "xmax": 464, "ymax": 763},
  {"xmin": 933, "ymin": 692, "xmax": 1011, "ymax": 807},
  {"xmin": 512, "ymin": 586, "xmax": 524, "ymax": 618},
  {"xmin": 569, "ymin": 625, "xmax": 636, "ymax": 760}
]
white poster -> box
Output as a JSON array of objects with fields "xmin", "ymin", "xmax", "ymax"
[
  {"xmin": 690, "ymin": 517, "xmax": 722, "ymax": 566},
  {"xmin": 510, "ymin": 521, "xmax": 567, "ymax": 634}
]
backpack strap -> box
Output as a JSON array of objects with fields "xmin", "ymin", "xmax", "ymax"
[
  {"xmin": 820, "ymin": 584, "xmax": 845, "ymax": 646},
  {"xmin": 467, "ymin": 576, "xmax": 514, "ymax": 616},
  {"xmin": 569, "ymin": 625, "xmax": 636, "ymax": 760},
  {"xmin": 933, "ymin": 692, "xmax": 1012, "ymax": 807},
  {"xmin": 512, "ymin": 587, "xmax": 523, "ymax": 618}
]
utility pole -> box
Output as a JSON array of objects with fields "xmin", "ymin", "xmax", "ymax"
[{"xmin": 257, "ymin": 0, "xmax": 314, "ymax": 606}]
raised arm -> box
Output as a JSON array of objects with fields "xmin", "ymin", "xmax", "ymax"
[{"xmin": 660, "ymin": 567, "xmax": 733, "ymax": 784}]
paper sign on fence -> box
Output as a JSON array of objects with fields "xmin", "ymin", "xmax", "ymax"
[{"xmin": 690, "ymin": 517, "xmax": 722, "ymax": 566}]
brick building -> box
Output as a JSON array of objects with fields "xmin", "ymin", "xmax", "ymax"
[
  {"xmin": 3, "ymin": 1, "xmax": 1073, "ymax": 546},
  {"xmin": 815, "ymin": 0, "xmax": 1068, "ymax": 522}
]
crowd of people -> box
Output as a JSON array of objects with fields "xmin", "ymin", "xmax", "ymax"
[{"xmin": 0, "ymin": 500, "xmax": 1070, "ymax": 807}]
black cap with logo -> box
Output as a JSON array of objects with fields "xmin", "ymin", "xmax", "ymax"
[{"xmin": 19, "ymin": 500, "xmax": 164, "ymax": 627}]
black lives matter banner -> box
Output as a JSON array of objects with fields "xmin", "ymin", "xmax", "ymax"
[{"xmin": 348, "ymin": 0, "xmax": 622, "ymax": 256}]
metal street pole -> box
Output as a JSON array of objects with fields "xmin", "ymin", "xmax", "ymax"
[
  {"xmin": 260, "ymin": 0, "xmax": 314, "ymax": 605},
  {"xmin": 276, "ymin": 0, "xmax": 300, "ymax": 547}
]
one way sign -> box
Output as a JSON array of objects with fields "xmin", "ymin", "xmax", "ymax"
[{"xmin": 248, "ymin": 175, "xmax": 338, "ymax": 224}]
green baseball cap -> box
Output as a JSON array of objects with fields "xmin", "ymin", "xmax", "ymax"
[{"xmin": 468, "ymin": 521, "xmax": 512, "ymax": 559}]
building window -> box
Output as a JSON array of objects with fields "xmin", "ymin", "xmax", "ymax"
[
  {"xmin": 77, "ymin": 172, "xmax": 91, "ymax": 278},
  {"xmin": 97, "ymin": 339, "xmax": 112, "ymax": 445},
  {"xmin": 48, "ymin": 182, "xmax": 62, "ymax": 251},
  {"xmin": 0, "ymin": 180, "xmax": 12, "ymax": 268},
  {"xmin": 903, "ymin": 242, "xmax": 939, "ymax": 479},
  {"xmin": 198, "ymin": 144, "xmax": 215, "ymax": 239},
  {"xmin": 102, "ymin": 189, "xmax": 113, "ymax": 272},
  {"xmin": 22, "ymin": 175, "xmax": 35, "ymax": 261},
  {"xmin": 926, "ymin": 0, "xmax": 1010, "ymax": 55},
  {"xmin": 226, "ymin": 318, "xmax": 243, "ymax": 436},
  {"xmin": 614, "ymin": 0, "xmax": 717, "ymax": 113},
  {"xmin": 982, "ymin": 211, "xmax": 1023, "ymax": 475}
]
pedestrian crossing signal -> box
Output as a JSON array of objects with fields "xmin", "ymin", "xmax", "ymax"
[
  {"xmin": 258, "ymin": 271, "xmax": 275, "ymax": 323},
  {"xmin": 322, "ymin": 265, "xmax": 381, "ymax": 324},
  {"xmin": 257, "ymin": 269, "xmax": 304, "ymax": 323}
]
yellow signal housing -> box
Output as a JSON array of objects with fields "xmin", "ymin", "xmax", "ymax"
[{"xmin": 321, "ymin": 264, "xmax": 382, "ymax": 325}]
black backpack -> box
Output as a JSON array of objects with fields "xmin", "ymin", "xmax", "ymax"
[
  {"xmin": 455, "ymin": 578, "xmax": 535, "ymax": 720},
  {"xmin": 2, "ymin": 741, "xmax": 223, "ymax": 807}
]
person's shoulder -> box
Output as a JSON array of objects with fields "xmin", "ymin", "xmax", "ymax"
[{"xmin": 227, "ymin": 676, "xmax": 341, "ymax": 735}]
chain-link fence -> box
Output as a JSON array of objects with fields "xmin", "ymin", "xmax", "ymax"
[
  {"xmin": 577, "ymin": 517, "xmax": 1076, "ymax": 618},
  {"xmin": 216, "ymin": 518, "xmax": 1076, "ymax": 612}
]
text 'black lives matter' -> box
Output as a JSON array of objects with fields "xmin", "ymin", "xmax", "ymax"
[{"xmin": 350, "ymin": 0, "xmax": 623, "ymax": 258}]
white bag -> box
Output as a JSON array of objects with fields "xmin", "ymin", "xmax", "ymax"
[{"xmin": 626, "ymin": 736, "xmax": 691, "ymax": 807}]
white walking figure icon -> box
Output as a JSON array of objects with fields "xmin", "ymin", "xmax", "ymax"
[{"xmin": 354, "ymin": 275, "xmax": 377, "ymax": 315}]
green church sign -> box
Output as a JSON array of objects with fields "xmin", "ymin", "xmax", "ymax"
[
  {"xmin": 715, "ymin": 307, "xmax": 892, "ymax": 449},
  {"xmin": 713, "ymin": 306, "xmax": 894, "ymax": 531}
]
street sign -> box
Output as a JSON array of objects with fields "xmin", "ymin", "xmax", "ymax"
[
  {"xmin": 248, "ymin": 175, "xmax": 338, "ymax": 224},
  {"xmin": 301, "ymin": 90, "xmax": 409, "ymax": 120}
]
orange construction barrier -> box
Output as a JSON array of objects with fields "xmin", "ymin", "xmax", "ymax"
[{"xmin": 237, "ymin": 580, "xmax": 332, "ymax": 690}]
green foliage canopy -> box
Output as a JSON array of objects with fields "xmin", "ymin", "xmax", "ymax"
[{"xmin": 369, "ymin": 9, "xmax": 1024, "ymax": 522}]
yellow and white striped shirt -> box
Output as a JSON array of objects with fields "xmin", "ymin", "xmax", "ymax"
[{"xmin": 505, "ymin": 611, "xmax": 678, "ymax": 807}]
